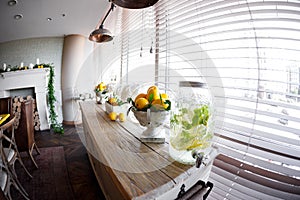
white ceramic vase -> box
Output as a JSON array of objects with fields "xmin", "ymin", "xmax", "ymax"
[{"xmin": 95, "ymin": 92, "xmax": 105, "ymax": 104}]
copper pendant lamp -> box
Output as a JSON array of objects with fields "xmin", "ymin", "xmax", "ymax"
[
  {"xmin": 111, "ymin": 0, "xmax": 159, "ymax": 9},
  {"xmin": 89, "ymin": 3, "xmax": 115, "ymax": 43}
]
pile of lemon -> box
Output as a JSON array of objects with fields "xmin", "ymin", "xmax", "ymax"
[
  {"xmin": 108, "ymin": 112, "xmax": 126, "ymax": 122},
  {"xmin": 107, "ymin": 97, "xmax": 118, "ymax": 106},
  {"xmin": 107, "ymin": 97, "xmax": 126, "ymax": 122},
  {"xmin": 134, "ymin": 85, "xmax": 171, "ymax": 111},
  {"xmin": 97, "ymin": 82, "xmax": 106, "ymax": 91}
]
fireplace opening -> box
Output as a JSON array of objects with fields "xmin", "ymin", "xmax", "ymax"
[{"xmin": 9, "ymin": 87, "xmax": 35, "ymax": 99}]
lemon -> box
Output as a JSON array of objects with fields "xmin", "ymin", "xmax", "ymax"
[
  {"xmin": 134, "ymin": 93, "xmax": 147, "ymax": 102},
  {"xmin": 109, "ymin": 112, "xmax": 117, "ymax": 121},
  {"xmin": 160, "ymin": 93, "xmax": 169, "ymax": 99},
  {"xmin": 118, "ymin": 113, "xmax": 126, "ymax": 122},
  {"xmin": 152, "ymin": 99, "xmax": 162, "ymax": 104},
  {"xmin": 146, "ymin": 87, "xmax": 160, "ymax": 102},
  {"xmin": 135, "ymin": 98, "xmax": 149, "ymax": 110},
  {"xmin": 108, "ymin": 97, "xmax": 117, "ymax": 105},
  {"xmin": 152, "ymin": 98, "xmax": 168, "ymax": 110},
  {"xmin": 186, "ymin": 139, "xmax": 203, "ymax": 151},
  {"xmin": 151, "ymin": 99, "xmax": 164, "ymax": 110},
  {"xmin": 147, "ymin": 85, "xmax": 158, "ymax": 93},
  {"xmin": 161, "ymin": 98, "xmax": 169, "ymax": 109},
  {"xmin": 99, "ymin": 82, "xmax": 106, "ymax": 91}
]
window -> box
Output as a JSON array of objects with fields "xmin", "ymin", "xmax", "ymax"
[
  {"xmin": 99, "ymin": 0, "xmax": 300, "ymax": 198},
  {"xmin": 155, "ymin": 0, "xmax": 300, "ymax": 199}
]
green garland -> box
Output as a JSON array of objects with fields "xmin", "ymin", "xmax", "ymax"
[
  {"xmin": 0, "ymin": 63, "xmax": 49, "ymax": 72},
  {"xmin": 46, "ymin": 64, "xmax": 64, "ymax": 134}
]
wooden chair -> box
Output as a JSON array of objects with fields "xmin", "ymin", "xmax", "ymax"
[
  {"xmin": 0, "ymin": 187, "xmax": 8, "ymax": 200},
  {"xmin": 0, "ymin": 116, "xmax": 30, "ymax": 200},
  {"xmin": 15, "ymin": 100, "xmax": 40, "ymax": 168},
  {"xmin": 0, "ymin": 116, "xmax": 32, "ymax": 178}
]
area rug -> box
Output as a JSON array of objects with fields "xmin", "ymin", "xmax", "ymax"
[{"xmin": 12, "ymin": 146, "xmax": 74, "ymax": 200}]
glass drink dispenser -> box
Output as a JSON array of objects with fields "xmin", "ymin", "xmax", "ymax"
[{"xmin": 169, "ymin": 81, "xmax": 214, "ymax": 165}]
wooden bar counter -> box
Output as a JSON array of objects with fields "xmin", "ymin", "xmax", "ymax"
[{"xmin": 79, "ymin": 101, "xmax": 215, "ymax": 200}]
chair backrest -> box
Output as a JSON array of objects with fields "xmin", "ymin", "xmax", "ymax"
[
  {"xmin": 0, "ymin": 97, "xmax": 13, "ymax": 118},
  {"xmin": 0, "ymin": 116, "xmax": 15, "ymax": 136},
  {"xmin": 0, "ymin": 116, "xmax": 16, "ymax": 161},
  {"xmin": 14, "ymin": 99, "xmax": 34, "ymax": 151},
  {"xmin": 0, "ymin": 116, "xmax": 29, "ymax": 199}
]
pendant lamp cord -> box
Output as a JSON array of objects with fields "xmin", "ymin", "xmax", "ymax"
[{"xmin": 100, "ymin": 3, "xmax": 115, "ymax": 27}]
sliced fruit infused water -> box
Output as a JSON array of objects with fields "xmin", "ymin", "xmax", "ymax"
[{"xmin": 169, "ymin": 81, "xmax": 214, "ymax": 165}]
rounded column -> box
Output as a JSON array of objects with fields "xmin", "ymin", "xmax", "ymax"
[{"xmin": 61, "ymin": 34, "xmax": 85, "ymax": 124}]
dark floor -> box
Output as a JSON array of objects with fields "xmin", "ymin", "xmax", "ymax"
[{"xmin": 32, "ymin": 124, "xmax": 106, "ymax": 200}]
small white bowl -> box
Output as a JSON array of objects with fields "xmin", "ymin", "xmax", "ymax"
[{"xmin": 105, "ymin": 101, "xmax": 129, "ymax": 114}]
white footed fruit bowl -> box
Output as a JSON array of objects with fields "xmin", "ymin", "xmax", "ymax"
[
  {"xmin": 132, "ymin": 108, "xmax": 169, "ymax": 143},
  {"xmin": 95, "ymin": 92, "xmax": 107, "ymax": 104}
]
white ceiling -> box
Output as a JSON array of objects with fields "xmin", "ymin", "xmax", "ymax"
[{"xmin": 0, "ymin": 0, "xmax": 109, "ymax": 43}]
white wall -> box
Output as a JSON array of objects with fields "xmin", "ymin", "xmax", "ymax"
[
  {"xmin": 0, "ymin": 37, "xmax": 64, "ymax": 123},
  {"xmin": 0, "ymin": 37, "xmax": 63, "ymax": 89}
]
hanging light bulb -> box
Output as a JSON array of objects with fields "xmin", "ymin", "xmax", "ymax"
[
  {"xmin": 89, "ymin": 24, "xmax": 113, "ymax": 43},
  {"xmin": 89, "ymin": 3, "xmax": 115, "ymax": 43}
]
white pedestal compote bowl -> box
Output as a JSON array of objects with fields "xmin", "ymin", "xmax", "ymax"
[
  {"xmin": 132, "ymin": 108, "xmax": 169, "ymax": 143},
  {"xmin": 127, "ymin": 84, "xmax": 172, "ymax": 143}
]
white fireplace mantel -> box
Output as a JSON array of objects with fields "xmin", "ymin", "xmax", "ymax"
[{"xmin": 0, "ymin": 69, "xmax": 50, "ymax": 130}]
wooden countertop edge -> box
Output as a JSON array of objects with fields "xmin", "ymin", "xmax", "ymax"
[
  {"xmin": 87, "ymin": 152, "xmax": 132, "ymax": 200},
  {"xmin": 80, "ymin": 103, "xmax": 132, "ymax": 199}
]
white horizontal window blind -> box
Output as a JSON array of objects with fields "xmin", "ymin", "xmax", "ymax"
[
  {"xmin": 95, "ymin": 6, "xmax": 156, "ymax": 86},
  {"xmin": 154, "ymin": 0, "xmax": 300, "ymax": 199},
  {"xmin": 117, "ymin": 7, "xmax": 156, "ymax": 85}
]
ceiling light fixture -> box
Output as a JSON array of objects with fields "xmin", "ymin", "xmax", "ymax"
[
  {"xmin": 14, "ymin": 14, "xmax": 23, "ymax": 20},
  {"xmin": 111, "ymin": 0, "xmax": 159, "ymax": 9},
  {"xmin": 89, "ymin": 3, "xmax": 115, "ymax": 43},
  {"xmin": 8, "ymin": 0, "xmax": 17, "ymax": 6}
]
